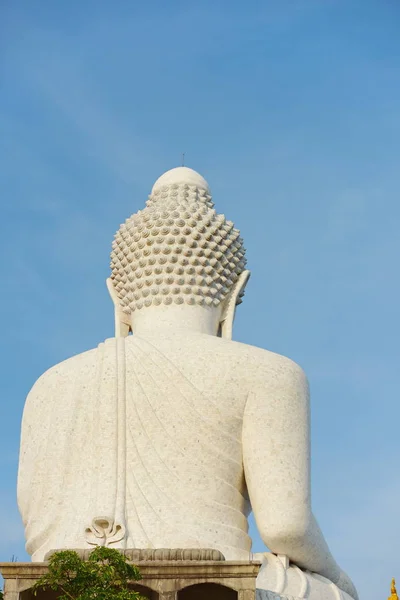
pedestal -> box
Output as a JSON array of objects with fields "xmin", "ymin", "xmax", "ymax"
[{"xmin": 0, "ymin": 560, "xmax": 261, "ymax": 599}]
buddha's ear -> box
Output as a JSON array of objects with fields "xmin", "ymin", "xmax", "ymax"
[
  {"xmin": 106, "ymin": 278, "xmax": 131, "ymax": 338},
  {"xmin": 219, "ymin": 270, "xmax": 250, "ymax": 340}
]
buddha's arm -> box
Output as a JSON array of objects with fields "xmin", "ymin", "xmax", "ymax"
[{"xmin": 242, "ymin": 357, "xmax": 352, "ymax": 590}]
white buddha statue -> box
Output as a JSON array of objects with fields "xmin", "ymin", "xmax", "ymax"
[{"xmin": 18, "ymin": 167, "xmax": 357, "ymax": 600}]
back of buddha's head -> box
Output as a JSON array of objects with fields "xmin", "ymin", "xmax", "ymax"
[{"xmin": 110, "ymin": 167, "xmax": 247, "ymax": 316}]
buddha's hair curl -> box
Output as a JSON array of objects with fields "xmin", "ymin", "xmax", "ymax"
[{"xmin": 110, "ymin": 182, "xmax": 247, "ymax": 314}]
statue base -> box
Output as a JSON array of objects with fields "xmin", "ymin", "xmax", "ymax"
[
  {"xmin": 0, "ymin": 556, "xmax": 260, "ymax": 600},
  {"xmin": 44, "ymin": 547, "xmax": 225, "ymax": 562},
  {"xmin": 0, "ymin": 550, "xmax": 354, "ymax": 600}
]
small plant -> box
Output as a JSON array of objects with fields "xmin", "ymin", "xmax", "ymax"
[{"xmin": 32, "ymin": 547, "xmax": 145, "ymax": 600}]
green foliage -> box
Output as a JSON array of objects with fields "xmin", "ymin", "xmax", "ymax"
[
  {"xmin": 0, "ymin": 589, "xmax": 3, "ymax": 600},
  {"xmin": 32, "ymin": 547, "xmax": 145, "ymax": 600}
]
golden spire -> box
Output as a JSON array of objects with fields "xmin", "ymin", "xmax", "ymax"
[{"xmin": 389, "ymin": 578, "xmax": 398, "ymax": 600}]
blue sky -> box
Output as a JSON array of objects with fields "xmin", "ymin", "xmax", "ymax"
[{"xmin": 1, "ymin": 1, "xmax": 400, "ymax": 598}]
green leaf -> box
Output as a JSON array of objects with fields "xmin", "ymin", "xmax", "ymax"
[{"xmin": 32, "ymin": 548, "xmax": 145, "ymax": 600}]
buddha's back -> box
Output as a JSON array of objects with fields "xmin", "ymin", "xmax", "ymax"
[
  {"xmin": 122, "ymin": 331, "xmax": 257, "ymax": 559},
  {"xmin": 18, "ymin": 331, "xmax": 283, "ymax": 560}
]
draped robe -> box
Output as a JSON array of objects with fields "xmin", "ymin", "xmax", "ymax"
[{"xmin": 18, "ymin": 335, "xmax": 251, "ymax": 561}]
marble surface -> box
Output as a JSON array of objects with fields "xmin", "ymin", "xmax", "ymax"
[
  {"xmin": 255, "ymin": 553, "xmax": 355, "ymax": 600},
  {"xmin": 17, "ymin": 167, "xmax": 357, "ymax": 600}
]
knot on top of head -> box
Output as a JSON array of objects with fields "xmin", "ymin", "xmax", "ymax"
[
  {"xmin": 147, "ymin": 167, "xmax": 214, "ymax": 209},
  {"xmin": 110, "ymin": 167, "xmax": 247, "ymax": 315}
]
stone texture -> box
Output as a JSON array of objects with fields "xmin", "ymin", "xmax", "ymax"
[
  {"xmin": 255, "ymin": 553, "xmax": 355, "ymax": 600},
  {"xmin": 44, "ymin": 548, "xmax": 225, "ymax": 562},
  {"xmin": 17, "ymin": 167, "xmax": 358, "ymax": 600}
]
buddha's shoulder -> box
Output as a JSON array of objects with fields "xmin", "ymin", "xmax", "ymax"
[
  {"xmin": 142, "ymin": 332, "xmax": 305, "ymax": 379},
  {"xmin": 216, "ymin": 337, "xmax": 305, "ymax": 378},
  {"xmin": 207, "ymin": 339, "xmax": 308, "ymax": 393},
  {"xmin": 28, "ymin": 339, "xmax": 117, "ymax": 391}
]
